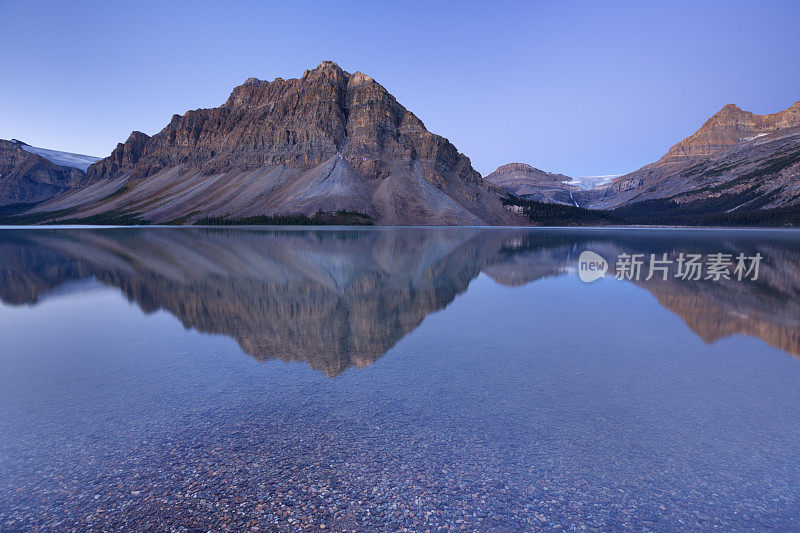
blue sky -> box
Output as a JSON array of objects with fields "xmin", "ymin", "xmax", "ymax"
[{"xmin": 1, "ymin": 0, "xmax": 798, "ymax": 176}]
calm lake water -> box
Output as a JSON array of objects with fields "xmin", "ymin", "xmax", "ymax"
[{"xmin": 1, "ymin": 227, "xmax": 799, "ymax": 530}]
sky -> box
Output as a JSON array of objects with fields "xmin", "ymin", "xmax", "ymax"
[{"xmin": 1, "ymin": 0, "xmax": 798, "ymax": 177}]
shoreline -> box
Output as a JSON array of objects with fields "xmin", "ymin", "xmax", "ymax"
[{"xmin": 1, "ymin": 224, "xmax": 799, "ymax": 232}]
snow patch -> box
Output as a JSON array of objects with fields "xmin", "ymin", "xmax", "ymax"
[
  {"xmin": 21, "ymin": 144, "xmax": 101, "ymax": 172},
  {"xmin": 741, "ymin": 133, "xmax": 769, "ymax": 142},
  {"xmin": 566, "ymin": 174, "xmax": 620, "ymax": 190}
]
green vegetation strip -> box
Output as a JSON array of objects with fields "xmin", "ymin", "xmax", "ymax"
[{"xmin": 196, "ymin": 210, "xmax": 373, "ymax": 226}]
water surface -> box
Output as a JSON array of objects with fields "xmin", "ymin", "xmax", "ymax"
[{"xmin": 1, "ymin": 227, "xmax": 799, "ymax": 530}]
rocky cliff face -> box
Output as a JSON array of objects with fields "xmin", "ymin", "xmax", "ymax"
[
  {"xmin": 483, "ymin": 163, "xmax": 579, "ymax": 205},
  {"xmin": 0, "ymin": 140, "xmax": 85, "ymax": 206},
  {"xmin": 482, "ymin": 101, "xmax": 800, "ymax": 222},
  {"xmin": 586, "ymin": 101, "xmax": 800, "ymax": 212},
  {"xmin": 659, "ymin": 102, "xmax": 800, "ymax": 164},
  {"xmin": 33, "ymin": 62, "xmax": 520, "ymax": 226}
]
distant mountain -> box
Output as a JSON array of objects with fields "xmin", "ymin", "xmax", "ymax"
[
  {"xmin": 26, "ymin": 61, "xmax": 521, "ymax": 226},
  {"xmin": 653, "ymin": 102, "xmax": 799, "ymax": 164},
  {"xmin": 585, "ymin": 101, "xmax": 800, "ymax": 220},
  {"xmin": 487, "ymin": 101, "xmax": 800, "ymax": 225},
  {"xmin": 0, "ymin": 139, "xmax": 92, "ymax": 206},
  {"xmin": 484, "ymin": 163, "xmax": 579, "ymax": 205},
  {"xmin": 17, "ymin": 142, "xmax": 100, "ymax": 172},
  {"xmin": 483, "ymin": 163, "xmax": 620, "ymax": 208}
]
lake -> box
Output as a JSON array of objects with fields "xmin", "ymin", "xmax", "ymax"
[{"xmin": 1, "ymin": 227, "xmax": 799, "ymax": 530}]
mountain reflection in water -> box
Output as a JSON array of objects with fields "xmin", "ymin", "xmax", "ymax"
[{"xmin": 1, "ymin": 227, "xmax": 799, "ymax": 374}]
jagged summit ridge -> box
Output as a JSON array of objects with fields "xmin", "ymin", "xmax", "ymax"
[
  {"xmin": 658, "ymin": 99, "xmax": 800, "ymax": 165},
  {"xmin": 85, "ymin": 60, "xmax": 444, "ymax": 181},
  {"xmin": 36, "ymin": 62, "xmax": 519, "ymax": 226},
  {"xmin": 584, "ymin": 98, "xmax": 800, "ymax": 211}
]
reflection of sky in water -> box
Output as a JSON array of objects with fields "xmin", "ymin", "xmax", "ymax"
[
  {"xmin": 1, "ymin": 228, "xmax": 800, "ymax": 530},
  {"xmin": 34, "ymin": 277, "xmax": 105, "ymax": 303}
]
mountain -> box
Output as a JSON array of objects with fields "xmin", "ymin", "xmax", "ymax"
[
  {"xmin": 16, "ymin": 142, "xmax": 101, "ymax": 172},
  {"xmin": 0, "ymin": 139, "xmax": 93, "ymax": 207},
  {"xmin": 483, "ymin": 163, "xmax": 579, "ymax": 205},
  {"xmin": 483, "ymin": 100, "xmax": 800, "ymax": 224},
  {"xmin": 10, "ymin": 69, "xmax": 798, "ymax": 226},
  {"xmin": 653, "ymin": 102, "xmax": 800, "ymax": 164},
  {"xmin": 483, "ymin": 164, "xmax": 621, "ymax": 207},
  {"xmin": 586, "ymin": 101, "xmax": 800, "ymax": 218},
  {"xmin": 26, "ymin": 61, "xmax": 522, "ymax": 226}
]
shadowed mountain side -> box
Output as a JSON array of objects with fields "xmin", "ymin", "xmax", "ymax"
[
  {"xmin": 26, "ymin": 62, "xmax": 521, "ymax": 226},
  {"xmin": 480, "ymin": 101, "xmax": 800, "ymax": 224},
  {"xmin": 0, "ymin": 140, "xmax": 86, "ymax": 206},
  {"xmin": 1, "ymin": 228, "xmax": 799, "ymax": 373},
  {"xmin": 584, "ymin": 102, "xmax": 800, "ymax": 212},
  {"xmin": 483, "ymin": 163, "xmax": 579, "ymax": 205}
]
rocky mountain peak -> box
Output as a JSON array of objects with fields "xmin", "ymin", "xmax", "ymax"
[
  {"xmin": 716, "ymin": 103, "xmax": 744, "ymax": 115},
  {"xmin": 303, "ymin": 60, "xmax": 349, "ymax": 86},
  {"xmin": 85, "ymin": 61, "xmax": 446, "ymax": 183},
  {"xmin": 487, "ymin": 162, "xmax": 570, "ymax": 183},
  {"xmin": 0, "ymin": 139, "xmax": 85, "ymax": 205},
  {"xmin": 85, "ymin": 131, "xmax": 150, "ymax": 182},
  {"xmin": 588, "ymin": 97, "xmax": 800, "ymax": 210},
  {"xmin": 780, "ymin": 100, "xmax": 800, "ymax": 124},
  {"xmin": 55, "ymin": 63, "xmax": 518, "ymax": 225},
  {"xmin": 493, "ymin": 162, "xmax": 538, "ymax": 174},
  {"xmin": 314, "ymin": 60, "xmax": 346, "ymax": 75},
  {"xmin": 704, "ymin": 103, "xmax": 754, "ymax": 127},
  {"xmin": 656, "ymin": 100, "xmax": 800, "ymax": 165},
  {"xmin": 484, "ymin": 162, "xmax": 576, "ymax": 204},
  {"xmin": 242, "ymin": 76, "xmax": 268, "ymax": 87}
]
